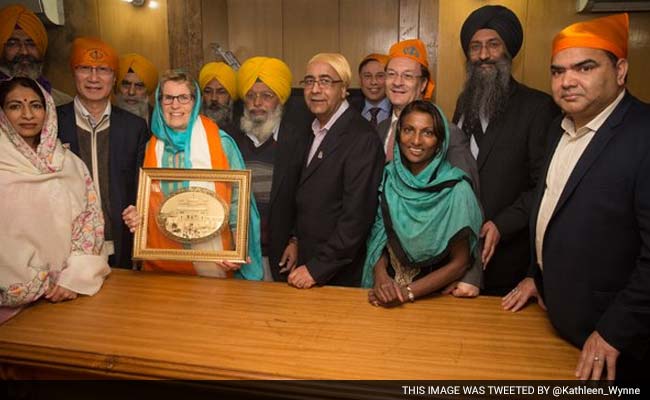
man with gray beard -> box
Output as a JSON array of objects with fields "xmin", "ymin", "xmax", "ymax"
[
  {"xmin": 229, "ymin": 57, "xmax": 305, "ymax": 282},
  {"xmin": 453, "ymin": 5, "xmax": 559, "ymax": 296},
  {"xmin": 0, "ymin": 4, "xmax": 71, "ymax": 106}
]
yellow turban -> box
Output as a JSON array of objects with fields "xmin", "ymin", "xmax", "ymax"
[
  {"xmin": 552, "ymin": 13, "xmax": 629, "ymax": 59},
  {"xmin": 237, "ymin": 57, "xmax": 292, "ymax": 104},
  {"xmin": 198, "ymin": 62, "xmax": 238, "ymax": 100},
  {"xmin": 119, "ymin": 53, "xmax": 159, "ymax": 93},
  {"xmin": 70, "ymin": 37, "xmax": 119, "ymax": 73},
  {"xmin": 0, "ymin": 4, "xmax": 48, "ymax": 56}
]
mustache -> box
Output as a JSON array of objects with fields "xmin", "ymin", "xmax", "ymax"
[{"xmin": 10, "ymin": 54, "xmax": 42, "ymax": 65}]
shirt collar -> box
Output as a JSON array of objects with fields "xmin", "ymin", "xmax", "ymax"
[
  {"xmin": 74, "ymin": 96, "xmax": 111, "ymax": 127},
  {"xmin": 560, "ymin": 89, "xmax": 626, "ymax": 138},
  {"xmin": 361, "ymin": 97, "xmax": 390, "ymax": 115},
  {"xmin": 311, "ymin": 100, "xmax": 350, "ymax": 134}
]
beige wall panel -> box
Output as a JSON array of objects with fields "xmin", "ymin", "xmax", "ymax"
[
  {"xmin": 399, "ymin": 0, "xmax": 420, "ymax": 40},
  {"xmin": 436, "ymin": 0, "xmax": 526, "ymax": 118},
  {"xmin": 44, "ymin": 0, "xmax": 100, "ymax": 97},
  {"xmin": 228, "ymin": 0, "xmax": 283, "ymax": 63},
  {"xmin": 202, "ymin": 0, "xmax": 229, "ymax": 64},
  {"xmin": 340, "ymin": 0, "xmax": 399, "ymax": 87},
  {"xmin": 524, "ymin": 0, "xmax": 650, "ymax": 102},
  {"xmin": 419, "ymin": 0, "xmax": 439, "ymax": 101},
  {"xmin": 98, "ymin": 0, "xmax": 170, "ymax": 75},
  {"xmin": 283, "ymin": 0, "xmax": 340, "ymax": 85}
]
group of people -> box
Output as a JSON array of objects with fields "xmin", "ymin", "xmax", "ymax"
[{"xmin": 0, "ymin": 3, "xmax": 648, "ymax": 382}]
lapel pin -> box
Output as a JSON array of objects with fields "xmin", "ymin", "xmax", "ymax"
[{"xmin": 318, "ymin": 151, "xmax": 323, "ymax": 159}]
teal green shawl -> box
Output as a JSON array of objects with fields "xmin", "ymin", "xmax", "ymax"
[{"xmin": 361, "ymin": 106, "xmax": 482, "ymax": 288}]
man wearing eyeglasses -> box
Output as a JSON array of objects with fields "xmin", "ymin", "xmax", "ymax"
[
  {"xmin": 0, "ymin": 4, "xmax": 72, "ymax": 106},
  {"xmin": 285, "ymin": 53, "xmax": 383, "ymax": 289},
  {"xmin": 114, "ymin": 53, "xmax": 158, "ymax": 126},
  {"xmin": 198, "ymin": 62, "xmax": 238, "ymax": 127},
  {"xmin": 356, "ymin": 53, "xmax": 390, "ymax": 129},
  {"xmin": 453, "ymin": 5, "xmax": 559, "ymax": 296},
  {"xmin": 226, "ymin": 56, "xmax": 303, "ymax": 281},
  {"xmin": 57, "ymin": 37, "xmax": 149, "ymax": 270}
]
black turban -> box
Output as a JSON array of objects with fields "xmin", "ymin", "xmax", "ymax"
[{"xmin": 460, "ymin": 5, "xmax": 523, "ymax": 58}]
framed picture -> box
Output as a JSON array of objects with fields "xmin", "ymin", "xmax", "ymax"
[{"xmin": 132, "ymin": 168, "xmax": 251, "ymax": 263}]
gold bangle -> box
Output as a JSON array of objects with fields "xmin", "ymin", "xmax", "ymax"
[{"xmin": 406, "ymin": 285, "xmax": 415, "ymax": 302}]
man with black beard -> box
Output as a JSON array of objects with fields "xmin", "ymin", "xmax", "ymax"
[
  {"xmin": 453, "ymin": 5, "xmax": 559, "ymax": 295},
  {"xmin": 0, "ymin": 4, "xmax": 71, "ymax": 106},
  {"xmin": 228, "ymin": 57, "xmax": 304, "ymax": 282},
  {"xmin": 198, "ymin": 62, "xmax": 237, "ymax": 127},
  {"xmin": 114, "ymin": 53, "xmax": 158, "ymax": 126}
]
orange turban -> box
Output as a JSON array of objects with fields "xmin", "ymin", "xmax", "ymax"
[
  {"xmin": 0, "ymin": 4, "xmax": 48, "ymax": 56},
  {"xmin": 119, "ymin": 53, "xmax": 159, "ymax": 93},
  {"xmin": 552, "ymin": 13, "xmax": 629, "ymax": 59},
  {"xmin": 361, "ymin": 53, "xmax": 389, "ymax": 68},
  {"xmin": 70, "ymin": 37, "xmax": 119, "ymax": 73},
  {"xmin": 237, "ymin": 57, "xmax": 292, "ymax": 104},
  {"xmin": 198, "ymin": 62, "xmax": 238, "ymax": 100},
  {"xmin": 388, "ymin": 39, "xmax": 435, "ymax": 100}
]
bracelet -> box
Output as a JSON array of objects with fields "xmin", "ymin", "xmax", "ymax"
[{"xmin": 406, "ymin": 285, "xmax": 415, "ymax": 302}]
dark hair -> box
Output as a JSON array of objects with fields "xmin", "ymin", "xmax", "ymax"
[
  {"xmin": 419, "ymin": 64, "xmax": 431, "ymax": 96},
  {"xmin": 397, "ymin": 100, "xmax": 445, "ymax": 147},
  {"xmin": 0, "ymin": 77, "xmax": 46, "ymax": 110},
  {"xmin": 358, "ymin": 57, "xmax": 380, "ymax": 74}
]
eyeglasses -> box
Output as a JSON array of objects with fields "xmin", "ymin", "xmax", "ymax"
[
  {"xmin": 160, "ymin": 94, "xmax": 194, "ymax": 105},
  {"xmin": 385, "ymin": 70, "xmax": 422, "ymax": 83},
  {"xmin": 361, "ymin": 72, "xmax": 386, "ymax": 82},
  {"xmin": 75, "ymin": 65, "xmax": 114, "ymax": 77},
  {"xmin": 468, "ymin": 40, "xmax": 504, "ymax": 55},
  {"xmin": 4, "ymin": 38, "xmax": 37, "ymax": 51},
  {"xmin": 120, "ymin": 80, "xmax": 146, "ymax": 91},
  {"xmin": 245, "ymin": 91, "xmax": 277, "ymax": 102},
  {"xmin": 300, "ymin": 76, "xmax": 343, "ymax": 88}
]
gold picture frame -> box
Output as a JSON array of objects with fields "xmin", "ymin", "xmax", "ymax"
[{"xmin": 133, "ymin": 168, "xmax": 251, "ymax": 263}]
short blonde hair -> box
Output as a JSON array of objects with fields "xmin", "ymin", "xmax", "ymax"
[
  {"xmin": 307, "ymin": 53, "xmax": 352, "ymax": 88},
  {"xmin": 159, "ymin": 69, "xmax": 196, "ymax": 95}
]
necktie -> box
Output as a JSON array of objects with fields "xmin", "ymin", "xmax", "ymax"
[
  {"xmin": 369, "ymin": 107, "xmax": 381, "ymax": 129},
  {"xmin": 385, "ymin": 119, "xmax": 397, "ymax": 162},
  {"xmin": 462, "ymin": 115, "xmax": 484, "ymax": 149}
]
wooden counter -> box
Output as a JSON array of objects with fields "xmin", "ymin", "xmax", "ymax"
[{"xmin": 0, "ymin": 269, "xmax": 579, "ymax": 381}]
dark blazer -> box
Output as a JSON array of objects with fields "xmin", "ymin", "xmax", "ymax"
[
  {"xmin": 453, "ymin": 80, "xmax": 559, "ymax": 295},
  {"xmin": 56, "ymin": 103, "xmax": 149, "ymax": 268},
  {"xmin": 531, "ymin": 92, "xmax": 650, "ymax": 369},
  {"xmin": 226, "ymin": 118, "xmax": 309, "ymax": 281},
  {"xmin": 295, "ymin": 106, "xmax": 384, "ymax": 286}
]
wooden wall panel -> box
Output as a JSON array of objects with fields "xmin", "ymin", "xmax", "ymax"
[
  {"xmin": 167, "ymin": 0, "xmax": 202, "ymax": 78},
  {"xmin": 283, "ymin": 0, "xmax": 340, "ymax": 85},
  {"xmin": 98, "ymin": 0, "xmax": 170, "ymax": 75},
  {"xmin": 201, "ymin": 0, "xmax": 229, "ymax": 65},
  {"xmin": 228, "ymin": 0, "xmax": 283, "ymax": 62},
  {"xmin": 339, "ymin": 0, "xmax": 399, "ymax": 87},
  {"xmin": 44, "ymin": 0, "xmax": 100, "ymax": 97},
  {"xmin": 418, "ymin": 0, "xmax": 439, "ymax": 101}
]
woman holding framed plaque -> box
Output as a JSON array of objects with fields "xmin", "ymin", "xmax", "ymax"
[
  {"xmin": 123, "ymin": 70, "xmax": 262, "ymax": 279},
  {"xmin": 0, "ymin": 77, "xmax": 110, "ymax": 322},
  {"xmin": 361, "ymin": 101, "xmax": 483, "ymax": 307}
]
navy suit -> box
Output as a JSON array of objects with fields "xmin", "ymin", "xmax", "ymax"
[
  {"xmin": 531, "ymin": 92, "xmax": 650, "ymax": 378},
  {"xmin": 57, "ymin": 103, "xmax": 149, "ymax": 268}
]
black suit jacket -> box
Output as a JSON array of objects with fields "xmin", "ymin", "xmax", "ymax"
[
  {"xmin": 453, "ymin": 80, "xmax": 559, "ymax": 294},
  {"xmin": 56, "ymin": 103, "xmax": 149, "ymax": 268},
  {"xmin": 295, "ymin": 106, "xmax": 384, "ymax": 286},
  {"xmin": 531, "ymin": 92, "xmax": 650, "ymax": 364},
  {"xmin": 226, "ymin": 118, "xmax": 309, "ymax": 281}
]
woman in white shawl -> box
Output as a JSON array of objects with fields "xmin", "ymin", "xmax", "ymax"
[{"xmin": 0, "ymin": 77, "xmax": 110, "ymax": 323}]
